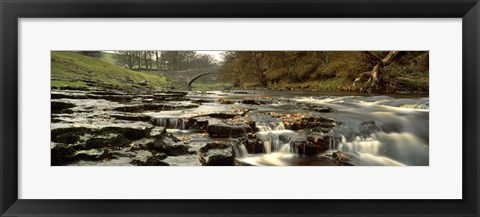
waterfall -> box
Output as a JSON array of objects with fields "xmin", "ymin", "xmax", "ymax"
[
  {"xmin": 254, "ymin": 115, "xmax": 297, "ymax": 154},
  {"xmin": 331, "ymin": 132, "xmax": 428, "ymax": 166},
  {"xmin": 152, "ymin": 118, "xmax": 185, "ymax": 130},
  {"xmin": 400, "ymin": 103, "xmax": 429, "ymax": 110},
  {"xmin": 232, "ymin": 141, "xmax": 249, "ymax": 158}
]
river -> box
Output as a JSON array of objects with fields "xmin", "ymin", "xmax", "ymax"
[{"xmin": 51, "ymin": 89, "xmax": 429, "ymax": 166}]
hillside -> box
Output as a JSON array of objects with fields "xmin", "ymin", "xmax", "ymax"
[
  {"xmin": 51, "ymin": 51, "xmax": 168, "ymax": 90},
  {"xmin": 99, "ymin": 52, "xmax": 122, "ymax": 66},
  {"xmin": 219, "ymin": 51, "xmax": 429, "ymax": 93}
]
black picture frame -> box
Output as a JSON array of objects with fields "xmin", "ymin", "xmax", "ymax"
[{"xmin": 1, "ymin": 0, "xmax": 479, "ymax": 216}]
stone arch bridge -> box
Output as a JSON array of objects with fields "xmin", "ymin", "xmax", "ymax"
[{"xmin": 157, "ymin": 67, "xmax": 219, "ymax": 90}]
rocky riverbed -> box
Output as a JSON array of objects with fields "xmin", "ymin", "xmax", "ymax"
[{"xmin": 51, "ymin": 88, "xmax": 429, "ymax": 166}]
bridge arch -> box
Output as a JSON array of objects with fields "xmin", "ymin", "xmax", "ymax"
[
  {"xmin": 187, "ymin": 72, "xmax": 218, "ymax": 90},
  {"xmin": 159, "ymin": 67, "xmax": 219, "ymax": 90}
]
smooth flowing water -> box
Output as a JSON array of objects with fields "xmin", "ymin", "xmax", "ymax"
[
  {"xmin": 168, "ymin": 91, "xmax": 429, "ymax": 166},
  {"xmin": 52, "ymin": 89, "xmax": 428, "ymax": 166}
]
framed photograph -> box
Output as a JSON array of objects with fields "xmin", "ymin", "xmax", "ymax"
[{"xmin": 1, "ymin": 0, "xmax": 478, "ymax": 216}]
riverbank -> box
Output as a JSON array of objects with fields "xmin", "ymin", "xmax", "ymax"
[{"xmin": 51, "ymin": 52, "xmax": 170, "ymax": 90}]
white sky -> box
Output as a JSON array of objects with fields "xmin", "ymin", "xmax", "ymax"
[{"xmin": 196, "ymin": 51, "xmax": 224, "ymax": 62}]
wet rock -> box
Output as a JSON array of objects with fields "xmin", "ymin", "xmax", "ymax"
[
  {"xmin": 142, "ymin": 98, "xmax": 155, "ymax": 103},
  {"xmin": 51, "ymin": 92, "xmax": 88, "ymax": 99},
  {"xmin": 198, "ymin": 142, "xmax": 234, "ymax": 166},
  {"xmin": 147, "ymin": 138, "xmax": 190, "ymax": 156},
  {"xmin": 330, "ymin": 151, "xmax": 353, "ymax": 166},
  {"xmin": 151, "ymin": 92, "xmax": 187, "ymax": 101},
  {"xmin": 51, "ymin": 118, "xmax": 63, "ymax": 123},
  {"xmin": 268, "ymin": 112, "xmax": 335, "ymax": 131},
  {"xmin": 162, "ymin": 155, "xmax": 201, "ymax": 166},
  {"xmin": 238, "ymin": 137, "xmax": 263, "ymax": 153},
  {"xmin": 191, "ymin": 99, "xmax": 212, "ymax": 104},
  {"xmin": 185, "ymin": 117, "xmax": 209, "ymax": 130},
  {"xmin": 149, "ymin": 127, "xmax": 167, "ymax": 138},
  {"xmin": 85, "ymin": 134, "xmax": 129, "ymax": 149},
  {"xmin": 130, "ymin": 154, "xmax": 169, "ymax": 166},
  {"xmin": 86, "ymin": 94, "xmax": 133, "ymax": 102},
  {"xmin": 156, "ymin": 91, "xmax": 187, "ymax": 97},
  {"xmin": 292, "ymin": 135, "xmax": 331, "ymax": 156},
  {"xmin": 89, "ymin": 90, "xmax": 126, "ymax": 96},
  {"xmin": 241, "ymin": 99, "xmax": 272, "ymax": 105},
  {"xmin": 206, "ymin": 113, "xmax": 237, "ymax": 119},
  {"xmin": 74, "ymin": 149, "xmax": 116, "ymax": 161},
  {"xmin": 110, "ymin": 114, "xmax": 152, "ymax": 122},
  {"xmin": 51, "ymin": 143, "xmax": 75, "ymax": 165},
  {"xmin": 114, "ymin": 104, "xmax": 197, "ymax": 113},
  {"xmin": 51, "ymin": 127, "xmax": 90, "ymax": 144},
  {"xmin": 99, "ymin": 126, "xmax": 151, "ymax": 140},
  {"xmin": 130, "ymin": 138, "xmax": 157, "ymax": 149},
  {"xmin": 306, "ymin": 135, "xmax": 331, "ymax": 151},
  {"xmin": 358, "ymin": 121, "xmax": 381, "ymax": 137},
  {"xmin": 51, "ymin": 101, "xmax": 76, "ymax": 113},
  {"xmin": 206, "ymin": 123, "xmax": 252, "ymax": 138},
  {"xmin": 300, "ymin": 103, "xmax": 334, "ymax": 113},
  {"xmin": 218, "ymin": 98, "xmax": 235, "ymax": 104},
  {"xmin": 112, "ymin": 105, "xmax": 145, "ymax": 112}
]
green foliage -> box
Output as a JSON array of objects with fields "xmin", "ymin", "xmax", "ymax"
[
  {"xmin": 382, "ymin": 53, "xmax": 429, "ymax": 92},
  {"xmin": 100, "ymin": 52, "xmax": 122, "ymax": 66},
  {"xmin": 77, "ymin": 51, "xmax": 103, "ymax": 58},
  {"xmin": 51, "ymin": 80, "xmax": 89, "ymax": 89},
  {"xmin": 219, "ymin": 51, "xmax": 428, "ymax": 93},
  {"xmin": 112, "ymin": 51, "xmax": 218, "ymax": 71},
  {"xmin": 51, "ymin": 51, "xmax": 168, "ymax": 90}
]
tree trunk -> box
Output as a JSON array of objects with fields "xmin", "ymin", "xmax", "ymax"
[
  {"xmin": 155, "ymin": 51, "xmax": 159, "ymax": 70},
  {"xmin": 250, "ymin": 52, "xmax": 267, "ymax": 87},
  {"xmin": 137, "ymin": 52, "xmax": 142, "ymax": 69},
  {"xmin": 353, "ymin": 51, "xmax": 400, "ymax": 92},
  {"xmin": 144, "ymin": 52, "xmax": 148, "ymax": 70},
  {"xmin": 127, "ymin": 52, "xmax": 133, "ymax": 69}
]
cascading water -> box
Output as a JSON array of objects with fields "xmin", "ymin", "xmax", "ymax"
[
  {"xmin": 253, "ymin": 115, "xmax": 297, "ymax": 154},
  {"xmin": 296, "ymin": 96, "xmax": 430, "ymax": 166},
  {"xmin": 231, "ymin": 140, "xmax": 249, "ymax": 158},
  {"xmin": 152, "ymin": 118, "xmax": 185, "ymax": 130}
]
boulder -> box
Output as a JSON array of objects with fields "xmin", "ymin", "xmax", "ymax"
[
  {"xmin": 74, "ymin": 149, "xmax": 116, "ymax": 161},
  {"xmin": 206, "ymin": 113, "xmax": 237, "ymax": 119},
  {"xmin": 51, "ymin": 101, "xmax": 76, "ymax": 113},
  {"xmin": 85, "ymin": 134, "xmax": 129, "ymax": 149},
  {"xmin": 206, "ymin": 123, "xmax": 252, "ymax": 138},
  {"xmin": 130, "ymin": 154, "xmax": 169, "ymax": 166},
  {"xmin": 185, "ymin": 117, "xmax": 209, "ymax": 130},
  {"xmin": 51, "ymin": 92, "xmax": 88, "ymax": 99},
  {"xmin": 99, "ymin": 126, "xmax": 151, "ymax": 140},
  {"xmin": 110, "ymin": 114, "xmax": 152, "ymax": 122},
  {"xmin": 292, "ymin": 135, "xmax": 331, "ymax": 156},
  {"xmin": 241, "ymin": 99, "xmax": 272, "ymax": 105},
  {"xmin": 300, "ymin": 103, "xmax": 334, "ymax": 113},
  {"xmin": 358, "ymin": 121, "xmax": 381, "ymax": 137},
  {"xmin": 218, "ymin": 98, "xmax": 235, "ymax": 104},
  {"xmin": 198, "ymin": 142, "xmax": 235, "ymax": 166},
  {"xmin": 51, "ymin": 143, "xmax": 75, "ymax": 166},
  {"xmin": 51, "ymin": 127, "xmax": 90, "ymax": 144},
  {"xmin": 147, "ymin": 138, "xmax": 190, "ymax": 156}
]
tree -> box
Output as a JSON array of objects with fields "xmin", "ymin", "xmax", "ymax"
[
  {"xmin": 78, "ymin": 51, "xmax": 102, "ymax": 58},
  {"xmin": 114, "ymin": 51, "xmax": 135, "ymax": 69},
  {"xmin": 353, "ymin": 51, "xmax": 400, "ymax": 92}
]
